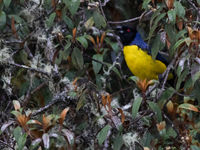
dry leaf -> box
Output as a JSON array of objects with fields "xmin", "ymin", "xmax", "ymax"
[
  {"xmin": 118, "ymin": 108, "xmax": 125, "ymax": 124},
  {"xmin": 59, "ymin": 107, "xmax": 70, "ymax": 125},
  {"xmin": 156, "ymin": 121, "xmax": 166, "ymax": 131}
]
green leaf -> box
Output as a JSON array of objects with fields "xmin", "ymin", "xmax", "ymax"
[
  {"xmin": 197, "ymin": 0, "xmax": 200, "ymax": 5},
  {"xmin": 142, "ymin": 0, "xmax": 151, "ymax": 10},
  {"xmin": 148, "ymin": 101, "xmax": 162, "ymax": 122},
  {"xmin": 191, "ymin": 145, "xmax": 200, "ymax": 150},
  {"xmin": 76, "ymin": 36, "xmax": 88, "ymax": 48},
  {"xmin": 167, "ymin": 127, "xmax": 177, "ymax": 138},
  {"xmin": 76, "ymin": 92, "xmax": 86, "ymax": 111},
  {"xmin": 151, "ymin": 34, "xmax": 165, "ymax": 59},
  {"xmin": 93, "ymin": 11, "xmax": 106, "ymax": 28},
  {"xmin": 132, "ymin": 96, "xmax": 143, "ymax": 119},
  {"xmin": 174, "ymin": 1, "xmax": 185, "ymax": 18},
  {"xmin": 171, "ymin": 38, "xmax": 185, "ymax": 56},
  {"xmin": 176, "ymin": 68, "xmax": 189, "ymax": 90},
  {"xmin": 159, "ymin": 87, "xmax": 175, "ymax": 108},
  {"xmin": 0, "ymin": 11, "xmax": 6, "ymax": 29},
  {"xmin": 3, "ymin": 0, "xmax": 12, "ymax": 8},
  {"xmin": 92, "ymin": 54, "xmax": 103, "ymax": 74},
  {"xmin": 167, "ymin": 9, "xmax": 176, "ymax": 24},
  {"xmin": 113, "ymin": 134, "xmax": 123, "ymax": 150},
  {"xmin": 46, "ymin": 12, "xmax": 56, "ymax": 28},
  {"xmin": 178, "ymin": 103, "xmax": 199, "ymax": 112},
  {"xmin": 165, "ymin": 24, "xmax": 176, "ymax": 46},
  {"xmin": 84, "ymin": 17, "xmax": 94, "ymax": 29},
  {"xmin": 18, "ymin": 133, "xmax": 27, "ymax": 150},
  {"xmin": 97, "ymin": 125, "xmax": 111, "ymax": 145},
  {"xmin": 64, "ymin": 0, "xmax": 80, "ymax": 16},
  {"xmin": 62, "ymin": 9, "xmax": 74, "ymax": 29},
  {"xmin": 148, "ymin": 13, "xmax": 166, "ymax": 41},
  {"xmin": 14, "ymin": 127, "xmax": 27, "ymax": 150},
  {"xmin": 71, "ymin": 47, "xmax": 84, "ymax": 70}
]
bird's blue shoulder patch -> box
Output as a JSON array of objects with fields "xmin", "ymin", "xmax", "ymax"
[{"xmin": 129, "ymin": 32, "xmax": 150, "ymax": 51}]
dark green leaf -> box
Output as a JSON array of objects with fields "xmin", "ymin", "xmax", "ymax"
[
  {"xmin": 62, "ymin": 9, "xmax": 74, "ymax": 29},
  {"xmin": 159, "ymin": 87, "xmax": 175, "ymax": 108},
  {"xmin": 71, "ymin": 47, "xmax": 84, "ymax": 69},
  {"xmin": 76, "ymin": 36, "xmax": 88, "ymax": 48},
  {"xmin": 92, "ymin": 54, "xmax": 103, "ymax": 74},
  {"xmin": 64, "ymin": 0, "xmax": 80, "ymax": 16},
  {"xmin": 191, "ymin": 145, "xmax": 200, "ymax": 150},
  {"xmin": 97, "ymin": 125, "xmax": 111, "ymax": 145},
  {"xmin": 132, "ymin": 96, "xmax": 142, "ymax": 119},
  {"xmin": 167, "ymin": 127, "xmax": 177, "ymax": 138},
  {"xmin": 176, "ymin": 67, "xmax": 189, "ymax": 90},
  {"xmin": 151, "ymin": 34, "xmax": 165, "ymax": 59},
  {"xmin": 197, "ymin": 0, "xmax": 200, "ymax": 5},
  {"xmin": 148, "ymin": 13, "xmax": 166, "ymax": 41},
  {"xmin": 171, "ymin": 38, "xmax": 185, "ymax": 56},
  {"xmin": 148, "ymin": 101, "xmax": 162, "ymax": 122},
  {"xmin": 18, "ymin": 133, "xmax": 27, "ymax": 150},
  {"xmin": 165, "ymin": 24, "xmax": 176, "ymax": 45},
  {"xmin": 8, "ymin": 15, "xmax": 24, "ymax": 24},
  {"xmin": 174, "ymin": 1, "xmax": 185, "ymax": 18},
  {"xmin": 113, "ymin": 134, "xmax": 123, "ymax": 150},
  {"xmin": 3, "ymin": 0, "xmax": 11, "ymax": 8},
  {"xmin": 167, "ymin": 9, "xmax": 176, "ymax": 24},
  {"xmin": 93, "ymin": 11, "xmax": 106, "ymax": 28},
  {"xmin": 0, "ymin": 11, "xmax": 6, "ymax": 29},
  {"xmin": 14, "ymin": 126, "xmax": 27, "ymax": 150},
  {"xmin": 142, "ymin": 0, "xmax": 151, "ymax": 10},
  {"xmin": 76, "ymin": 92, "xmax": 86, "ymax": 111},
  {"xmin": 46, "ymin": 12, "xmax": 56, "ymax": 28}
]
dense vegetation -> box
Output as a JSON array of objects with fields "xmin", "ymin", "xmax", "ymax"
[{"xmin": 0, "ymin": 0, "xmax": 200, "ymax": 149}]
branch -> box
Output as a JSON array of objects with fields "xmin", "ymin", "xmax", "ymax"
[
  {"xmin": 8, "ymin": 62, "xmax": 50, "ymax": 77},
  {"xmin": 32, "ymin": 91, "xmax": 67, "ymax": 116},
  {"xmin": 157, "ymin": 55, "xmax": 177, "ymax": 99},
  {"xmin": 108, "ymin": 10, "xmax": 153, "ymax": 24}
]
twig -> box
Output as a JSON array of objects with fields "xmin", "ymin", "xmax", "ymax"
[
  {"xmin": 32, "ymin": 91, "xmax": 67, "ymax": 116},
  {"xmin": 157, "ymin": 55, "xmax": 177, "ymax": 99},
  {"xmin": 98, "ymin": 0, "xmax": 107, "ymax": 22},
  {"xmin": 23, "ymin": 81, "xmax": 48, "ymax": 108},
  {"xmin": 108, "ymin": 10, "xmax": 153, "ymax": 24},
  {"xmin": 8, "ymin": 62, "xmax": 50, "ymax": 77},
  {"xmin": 101, "ymin": 0, "xmax": 111, "ymax": 6},
  {"xmin": 0, "ymin": 140, "xmax": 15, "ymax": 150}
]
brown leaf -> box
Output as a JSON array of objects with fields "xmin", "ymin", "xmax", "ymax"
[
  {"xmin": 166, "ymin": 33, "xmax": 171, "ymax": 49},
  {"xmin": 101, "ymin": 94, "xmax": 107, "ymax": 107},
  {"xmin": 56, "ymin": 9, "xmax": 62, "ymax": 21},
  {"xmin": 156, "ymin": 121, "xmax": 166, "ymax": 131},
  {"xmin": 59, "ymin": 107, "xmax": 70, "ymax": 126},
  {"xmin": 11, "ymin": 17, "xmax": 18, "ymax": 38},
  {"xmin": 96, "ymin": 36, "xmax": 99, "ymax": 47},
  {"xmin": 165, "ymin": 0, "xmax": 174, "ymax": 9},
  {"xmin": 17, "ymin": 114, "xmax": 29, "ymax": 127},
  {"xmin": 72, "ymin": 28, "xmax": 77, "ymax": 43},
  {"xmin": 89, "ymin": 36, "xmax": 96, "ymax": 46},
  {"xmin": 100, "ymin": 32, "xmax": 106, "ymax": 48},
  {"xmin": 42, "ymin": 115, "xmax": 51, "ymax": 132},
  {"xmin": 137, "ymin": 79, "xmax": 153, "ymax": 93},
  {"xmin": 118, "ymin": 108, "xmax": 125, "ymax": 124},
  {"xmin": 176, "ymin": 18, "xmax": 183, "ymax": 30},
  {"xmin": 166, "ymin": 100, "xmax": 174, "ymax": 113}
]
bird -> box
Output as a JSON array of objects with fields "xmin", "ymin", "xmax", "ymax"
[{"xmin": 116, "ymin": 25, "xmax": 172, "ymax": 81}]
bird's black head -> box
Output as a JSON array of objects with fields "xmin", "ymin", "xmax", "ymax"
[{"xmin": 115, "ymin": 26, "xmax": 137, "ymax": 46}]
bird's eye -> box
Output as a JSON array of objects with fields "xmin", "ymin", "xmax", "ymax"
[{"xmin": 127, "ymin": 29, "xmax": 131, "ymax": 32}]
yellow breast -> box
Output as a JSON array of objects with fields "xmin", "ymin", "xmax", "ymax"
[{"xmin": 123, "ymin": 45, "xmax": 167, "ymax": 80}]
